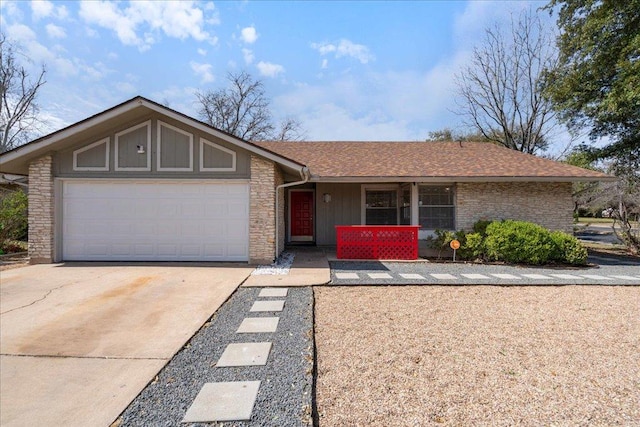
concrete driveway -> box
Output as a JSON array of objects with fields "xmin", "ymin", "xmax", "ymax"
[{"xmin": 0, "ymin": 263, "xmax": 252, "ymax": 427}]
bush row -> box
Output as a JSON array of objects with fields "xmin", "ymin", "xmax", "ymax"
[{"xmin": 428, "ymin": 219, "xmax": 588, "ymax": 265}]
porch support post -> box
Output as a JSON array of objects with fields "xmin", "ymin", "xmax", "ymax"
[{"xmin": 411, "ymin": 183, "xmax": 419, "ymax": 226}]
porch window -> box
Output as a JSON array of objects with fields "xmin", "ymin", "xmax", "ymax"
[
  {"xmin": 419, "ymin": 185, "xmax": 455, "ymax": 229},
  {"xmin": 365, "ymin": 189, "xmax": 398, "ymax": 225}
]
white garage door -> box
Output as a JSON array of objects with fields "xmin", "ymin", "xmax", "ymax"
[{"xmin": 62, "ymin": 180, "xmax": 249, "ymax": 261}]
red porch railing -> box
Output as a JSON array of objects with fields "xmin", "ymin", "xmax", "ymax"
[{"xmin": 335, "ymin": 225, "xmax": 421, "ymax": 260}]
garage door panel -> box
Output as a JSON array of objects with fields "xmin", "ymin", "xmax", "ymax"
[{"xmin": 62, "ymin": 181, "xmax": 249, "ymax": 261}]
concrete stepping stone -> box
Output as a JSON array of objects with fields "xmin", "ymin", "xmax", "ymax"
[
  {"xmin": 368, "ymin": 272, "xmax": 392, "ymax": 279},
  {"xmin": 258, "ymin": 288, "xmax": 288, "ymax": 297},
  {"xmin": 580, "ymin": 274, "xmax": 614, "ymax": 280},
  {"xmin": 216, "ymin": 342, "xmax": 272, "ymax": 367},
  {"xmin": 491, "ymin": 274, "xmax": 520, "ymax": 279},
  {"xmin": 610, "ymin": 275, "xmax": 640, "ymax": 281},
  {"xmin": 237, "ymin": 317, "xmax": 279, "ymax": 333},
  {"xmin": 182, "ymin": 381, "xmax": 261, "ymax": 422},
  {"xmin": 550, "ymin": 274, "xmax": 583, "ymax": 279},
  {"xmin": 335, "ymin": 272, "xmax": 359, "ymax": 279},
  {"xmin": 250, "ymin": 300, "xmax": 285, "ymax": 312},
  {"xmin": 461, "ymin": 273, "xmax": 490, "ymax": 279},
  {"xmin": 430, "ymin": 273, "xmax": 456, "ymax": 280},
  {"xmin": 399, "ymin": 273, "xmax": 425, "ymax": 279},
  {"xmin": 522, "ymin": 274, "xmax": 552, "ymax": 279}
]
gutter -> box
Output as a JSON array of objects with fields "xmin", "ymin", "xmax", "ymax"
[
  {"xmin": 275, "ymin": 166, "xmax": 310, "ymax": 258},
  {"xmin": 0, "ymin": 174, "xmax": 29, "ymax": 188}
]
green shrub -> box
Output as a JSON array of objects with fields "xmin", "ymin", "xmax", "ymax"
[
  {"xmin": 0, "ymin": 190, "xmax": 28, "ymax": 243},
  {"xmin": 484, "ymin": 220, "xmax": 555, "ymax": 264},
  {"xmin": 550, "ymin": 231, "xmax": 588, "ymax": 265},
  {"xmin": 472, "ymin": 219, "xmax": 493, "ymax": 236},
  {"xmin": 460, "ymin": 232, "xmax": 485, "ymax": 260}
]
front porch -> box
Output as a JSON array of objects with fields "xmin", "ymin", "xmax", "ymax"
[{"xmin": 280, "ymin": 181, "xmax": 574, "ymax": 258}]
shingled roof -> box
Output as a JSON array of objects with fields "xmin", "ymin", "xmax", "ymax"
[{"xmin": 254, "ymin": 141, "xmax": 614, "ymax": 182}]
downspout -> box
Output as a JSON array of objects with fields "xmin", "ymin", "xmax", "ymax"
[{"xmin": 275, "ymin": 166, "xmax": 310, "ymax": 258}]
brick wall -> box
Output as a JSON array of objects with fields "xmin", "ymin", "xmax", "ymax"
[
  {"xmin": 28, "ymin": 155, "xmax": 55, "ymax": 263},
  {"xmin": 249, "ymin": 155, "xmax": 281, "ymax": 264},
  {"xmin": 456, "ymin": 182, "xmax": 574, "ymax": 232},
  {"xmin": 275, "ymin": 166, "xmax": 285, "ymax": 257}
]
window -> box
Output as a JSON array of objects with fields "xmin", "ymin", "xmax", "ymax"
[
  {"xmin": 419, "ymin": 185, "xmax": 455, "ymax": 229},
  {"xmin": 400, "ymin": 186, "xmax": 411, "ymax": 225},
  {"xmin": 365, "ymin": 189, "xmax": 398, "ymax": 225}
]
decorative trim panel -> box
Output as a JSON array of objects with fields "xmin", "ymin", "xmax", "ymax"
[
  {"xmin": 200, "ymin": 138, "xmax": 237, "ymax": 172},
  {"xmin": 114, "ymin": 120, "xmax": 151, "ymax": 171},
  {"xmin": 72, "ymin": 138, "xmax": 109, "ymax": 171},
  {"xmin": 157, "ymin": 120, "xmax": 194, "ymax": 172}
]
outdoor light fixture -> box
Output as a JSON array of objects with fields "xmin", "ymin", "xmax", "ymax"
[
  {"xmin": 323, "ymin": 193, "xmax": 331, "ymax": 203},
  {"xmin": 137, "ymin": 145, "xmax": 145, "ymax": 154}
]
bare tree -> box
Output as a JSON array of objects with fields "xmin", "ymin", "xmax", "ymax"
[
  {"xmin": 196, "ymin": 70, "xmax": 304, "ymax": 141},
  {"xmin": 454, "ymin": 10, "xmax": 558, "ymax": 154},
  {"xmin": 273, "ymin": 116, "xmax": 306, "ymax": 142},
  {"xmin": 0, "ymin": 34, "xmax": 46, "ymax": 153}
]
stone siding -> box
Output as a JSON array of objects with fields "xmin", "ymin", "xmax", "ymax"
[
  {"xmin": 249, "ymin": 156, "xmax": 280, "ymax": 264},
  {"xmin": 276, "ymin": 167, "xmax": 285, "ymax": 256},
  {"xmin": 456, "ymin": 182, "xmax": 574, "ymax": 233},
  {"xmin": 28, "ymin": 155, "xmax": 55, "ymax": 263}
]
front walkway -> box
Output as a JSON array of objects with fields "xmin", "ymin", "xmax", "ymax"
[
  {"xmin": 270, "ymin": 247, "xmax": 638, "ymax": 286},
  {"xmin": 330, "ymin": 261, "xmax": 639, "ymax": 285}
]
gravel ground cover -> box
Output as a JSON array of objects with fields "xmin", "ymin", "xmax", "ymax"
[
  {"xmin": 330, "ymin": 259, "xmax": 640, "ymax": 285},
  {"xmin": 116, "ymin": 287, "xmax": 313, "ymax": 427},
  {"xmin": 315, "ymin": 285, "xmax": 640, "ymax": 426}
]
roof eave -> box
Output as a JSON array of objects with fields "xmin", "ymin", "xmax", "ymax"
[{"xmin": 309, "ymin": 175, "xmax": 617, "ymax": 183}]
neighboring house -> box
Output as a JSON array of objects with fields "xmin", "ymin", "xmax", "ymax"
[{"xmin": 0, "ymin": 96, "xmax": 614, "ymax": 264}]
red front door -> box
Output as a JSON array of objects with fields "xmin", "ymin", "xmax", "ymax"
[{"xmin": 290, "ymin": 191, "xmax": 314, "ymax": 241}]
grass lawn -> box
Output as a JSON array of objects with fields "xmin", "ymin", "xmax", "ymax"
[{"xmin": 577, "ymin": 217, "xmax": 639, "ymax": 225}]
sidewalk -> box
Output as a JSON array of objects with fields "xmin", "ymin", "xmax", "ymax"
[
  {"xmin": 242, "ymin": 247, "xmax": 331, "ymax": 287},
  {"xmin": 242, "ymin": 247, "xmax": 638, "ymax": 287}
]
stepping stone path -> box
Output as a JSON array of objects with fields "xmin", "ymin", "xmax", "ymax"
[
  {"xmin": 332, "ymin": 271, "xmax": 640, "ymax": 283},
  {"xmin": 182, "ymin": 287, "xmax": 289, "ymax": 423}
]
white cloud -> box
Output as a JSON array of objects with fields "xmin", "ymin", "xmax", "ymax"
[
  {"xmin": 256, "ymin": 61, "xmax": 284, "ymax": 78},
  {"xmin": 197, "ymin": 48, "xmax": 207, "ymax": 56},
  {"xmin": 31, "ymin": 0, "xmax": 67, "ymax": 21},
  {"xmin": 242, "ymin": 48, "xmax": 254, "ymax": 64},
  {"xmin": 190, "ymin": 61, "xmax": 214, "ymax": 83},
  {"xmin": 321, "ymin": 59, "xmax": 328, "ymax": 69},
  {"xmin": 45, "ymin": 23, "xmax": 66, "ymax": 39},
  {"xmin": 311, "ymin": 39, "xmax": 375, "ymax": 64},
  {"xmin": 240, "ymin": 26, "xmax": 258, "ymax": 44},
  {"xmin": 31, "ymin": 0, "xmax": 53, "ymax": 20},
  {"xmin": 271, "ymin": 50, "xmax": 474, "ymax": 141},
  {"xmin": 78, "ymin": 0, "xmax": 218, "ymax": 51},
  {"xmin": 4, "ymin": 23, "xmax": 115, "ymax": 80}
]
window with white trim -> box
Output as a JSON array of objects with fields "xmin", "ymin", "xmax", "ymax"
[{"xmin": 418, "ymin": 185, "xmax": 455, "ymax": 229}]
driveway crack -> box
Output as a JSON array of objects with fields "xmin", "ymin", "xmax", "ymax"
[
  {"xmin": 1, "ymin": 269, "xmax": 121, "ymax": 315},
  {"xmin": 0, "ymin": 284, "xmax": 67, "ymax": 315}
]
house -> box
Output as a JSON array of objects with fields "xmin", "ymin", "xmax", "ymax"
[{"xmin": 0, "ymin": 96, "xmax": 614, "ymax": 264}]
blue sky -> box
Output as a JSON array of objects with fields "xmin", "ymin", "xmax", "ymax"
[{"xmin": 0, "ymin": 0, "xmax": 553, "ymax": 143}]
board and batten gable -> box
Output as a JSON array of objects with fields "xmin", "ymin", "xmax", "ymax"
[{"xmin": 55, "ymin": 113, "xmax": 250, "ymax": 179}]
